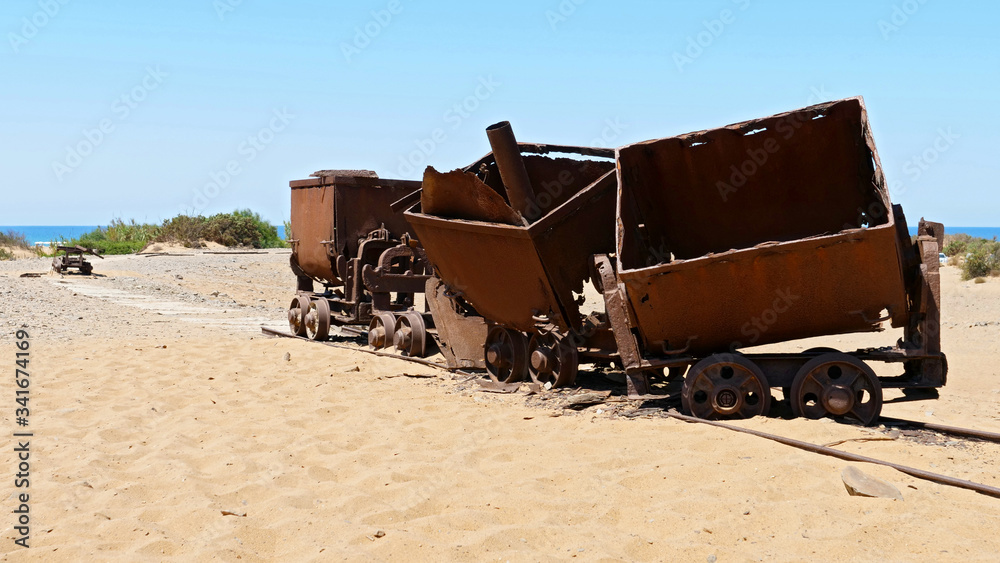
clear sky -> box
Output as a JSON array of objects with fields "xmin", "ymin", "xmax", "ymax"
[{"xmin": 1, "ymin": 0, "xmax": 997, "ymax": 226}]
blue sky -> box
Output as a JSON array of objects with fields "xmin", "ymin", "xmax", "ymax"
[{"xmin": 1, "ymin": 0, "xmax": 997, "ymax": 226}]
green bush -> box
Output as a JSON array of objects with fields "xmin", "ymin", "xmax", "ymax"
[
  {"xmin": 943, "ymin": 240, "xmax": 967, "ymax": 257},
  {"xmin": 62, "ymin": 210, "xmax": 285, "ymax": 254},
  {"xmin": 155, "ymin": 209, "xmax": 286, "ymax": 249},
  {"xmin": 0, "ymin": 230, "xmax": 30, "ymax": 249},
  {"xmin": 158, "ymin": 215, "xmax": 208, "ymax": 247},
  {"xmin": 962, "ymin": 250, "xmax": 994, "ymax": 280},
  {"xmin": 0, "ymin": 248, "xmax": 13, "ymax": 261}
]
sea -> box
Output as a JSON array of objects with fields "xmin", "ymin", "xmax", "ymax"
[{"xmin": 1, "ymin": 225, "xmax": 287, "ymax": 245}]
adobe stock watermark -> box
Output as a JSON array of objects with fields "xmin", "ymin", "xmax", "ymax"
[
  {"xmin": 806, "ymin": 85, "xmax": 835, "ymax": 105},
  {"xmin": 523, "ymin": 118, "xmax": 627, "ymax": 221},
  {"xmin": 213, "ymin": 0, "xmax": 246, "ymax": 21},
  {"xmin": 673, "ymin": 0, "xmax": 751, "ymax": 73},
  {"xmin": 395, "ymin": 75, "xmax": 501, "ymax": 177},
  {"xmin": 546, "ymin": 0, "xmax": 587, "ymax": 31},
  {"xmin": 51, "ymin": 66, "xmax": 168, "ymax": 182},
  {"xmin": 887, "ymin": 127, "xmax": 959, "ymax": 199},
  {"xmin": 715, "ymin": 109, "xmax": 819, "ymax": 202},
  {"xmin": 181, "ymin": 108, "xmax": 295, "ymax": 215},
  {"xmin": 341, "ymin": 0, "xmax": 403, "ymax": 63},
  {"xmin": 878, "ymin": 0, "xmax": 931, "ymax": 40},
  {"xmin": 715, "ymin": 88, "xmax": 836, "ymax": 203},
  {"xmin": 731, "ymin": 288, "xmax": 802, "ymax": 349},
  {"xmin": 8, "ymin": 0, "xmax": 72, "ymax": 54}
]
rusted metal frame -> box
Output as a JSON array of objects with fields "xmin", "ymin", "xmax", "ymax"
[
  {"xmin": 362, "ymin": 243, "xmax": 431, "ymax": 304},
  {"xmin": 405, "ymin": 214, "xmax": 533, "ymax": 239},
  {"xmin": 516, "ymin": 143, "xmax": 615, "ymax": 159},
  {"xmin": 527, "ymin": 170, "xmax": 617, "ymax": 234},
  {"xmin": 665, "ymin": 410, "xmax": 1000, "ymax": 499},
  {"xmin": 460, "ymin": 143, "xmax": 617, "ymax": 175},
  {"xmin": 424, "ymin": 278, "xmax": 488, "ymax": 369},
  {"xmin": 612, "ymin": 100, "xmax": 906, "ymax": 357},
  {"xmin": 592, "ymin": 254, "xmax": 659, "ymax": 397},
  {"xmin": 650, "ymin": 97, "xmax": 849, "ymax": 151},
  {"xmin": 616, "ymin": 225, "xmax": 905, "ymax": 356},
  {"xmin": 290, "ymin": 177, "xmax": 422, "ymax": 190},
  {"xmin": 520, "ymin": 169, "xmax": 619, "ymax": 334},
  {"xmin": 362, "ymin": 272, "xmax": 430, "ymax": 295},
  {"xmin": 388, "ymin": 144, "xmax": 615, "ymax": 215}
]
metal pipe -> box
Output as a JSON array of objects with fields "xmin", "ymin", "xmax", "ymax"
[
  {"xmin": 880, "ymin": 416, "xmax": 1000, "ymax": 444},
  {"xmin": 486, "ymin": 121, "xmax": 536, "ymax": 223},
  {"xmin": 665, "ymin": 410, "xmax": 1000, "ymax": 499}
]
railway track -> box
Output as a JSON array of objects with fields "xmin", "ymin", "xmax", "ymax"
[{"xmin": 263, "ymin": 325, "xmax": 1000, "ymax": 499}]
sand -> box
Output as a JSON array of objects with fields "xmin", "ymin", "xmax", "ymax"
[{"xmin": 2, "ymin": 252, "xmax": 1000, "ymax": 561}]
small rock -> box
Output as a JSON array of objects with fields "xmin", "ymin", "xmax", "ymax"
[
  {"xmin": 374, "ymin": 530, "xmax": 385, "ymax": 538},
  {"xmin": 283, "ymin": 352, "xmax": 291, "ymax": 362},
  {"xmin": 842, "ymin": 466, "xmax": 903, "ymax": 500},
  {"xmin": 565, "ymin": 391, "xmax": 611, "ymax": 408},
  {"xmin": 175, "ymin": 275, "xmax": 183, "ymax": 280},
  {"xmin": 707, "ymin": 556, "xmax": 717, "ymax": 563}
]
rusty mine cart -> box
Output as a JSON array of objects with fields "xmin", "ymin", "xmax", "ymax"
[
  {"xmin": 286, "ymin": 171, "xmax": 429, "ymax": 346},
  {"xmin": 284, "ymin": 97, "xmax": 946, "ymax": 426},
  {"xmin": 405, "ymin": 122, "xmax": 622, "ymax": 388},
  {"xmin": 596, "ymin": 97, "xmax": 945, "ymax": 425}
]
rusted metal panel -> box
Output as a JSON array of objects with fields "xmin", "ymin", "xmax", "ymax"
[
  {"xmin": 421, "ymin": 168, "xmax": 522, "ymax": 225},
  {"xmin": 289, "ymin": 173, "xmax": 421, "ymax": 285},
  {"xmin": 290, "ymin": 182, "xmax": 337, "ymax": 283},
  {"xmin": 615, "ymin": 97, "xmax": 909, "ymax": 358},
  {"xmin": 424, "ymin": 278, "xmax": 489, "ymax": 369},
  {"xmin": 406, "ymin": 147, "xmax": 616, "ymax": 334},
  {"xmin": 333, "ymin": 182, "xmax": 421, "ymax": 260}
]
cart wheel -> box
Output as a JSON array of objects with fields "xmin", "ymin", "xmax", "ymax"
[
  {"xmin": 784, "ymin": 348, "xmax": 840, "ymax": 399},
  {"xmin": 790, "ymin": 353, "xmax": 882, "ymax": 426},
  {"xmin": 368, "ymin": 313, "xmax": 397, "ymax": 350},
  {"xmin": 393, "ymin": 312, "xmax": 427, "ymax": 357},
  {"xmin": 485, "ymin": 327, "xmax": 528, "ymax": 383},
  {"xmin": 527, "ymin": 330, "xmax": 578, "ymax": 387},
  {"xmin": 682, "ymin": 354, "xmax": 771, "ymax": 420},
  {"xmin": 288, "ymin": 295, "xmax": 310, "ymax": 336},
  {"xmin": 306, "ymin": 298, "xmax": 331, "ymax": 341}
]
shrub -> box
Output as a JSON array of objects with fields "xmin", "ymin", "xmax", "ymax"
[
  {"xmin": 962, "ymin": 250, "xmax": 993, "ymax": 280},
  {"xmin": 157, "ymin": 215, "xmax": 208, "ymax": 247},
  {"xmin": 61, "ymin": 210, "xmax": 285, "ymax": 254},
  {"xmin": 0, "ymin": 230, "xmax": 30, "ymax": 249},
  {"xmin": 58, "ymin": 218, "xmax": 159, "ymax": 255},
  {"xmin": 154, "ymin": 210, "xmax": 286, "ymax": 249},
  {"xmin": 0, "ymin": 248, "xmax": 13, "ymax": 261},
  {"xmin": 943, "ymin": 240, "xmax": 967, "ymax": 257}
]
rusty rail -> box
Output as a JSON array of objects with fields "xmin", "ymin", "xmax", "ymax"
[
  {"xmin": 260, "ymin": 327, "xmax": 475, "ymax": 374},
  {"xmin": 664, "ymin": 410, "xmax": 1000, "ymax": 499},
  {"xmin": 880, "ymin": 416, "xmax": 1000, "ymax": 444}
]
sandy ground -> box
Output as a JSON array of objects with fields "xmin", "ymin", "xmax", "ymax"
[{"xmin": 1, "ymin": 251, "xmax": 999, "ymax": 561}]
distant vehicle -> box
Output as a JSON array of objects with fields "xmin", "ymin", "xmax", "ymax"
[{"xmin": 939, "ymin": 252, "xmax": 947, "ymax": 265}]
